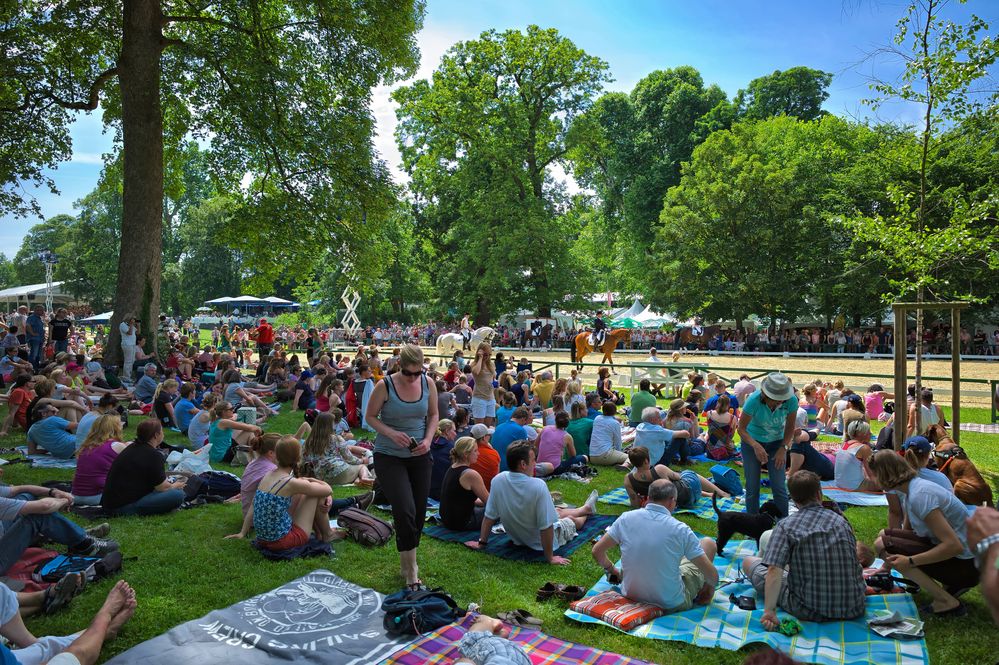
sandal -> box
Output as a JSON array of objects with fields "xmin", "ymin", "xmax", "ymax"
[
  {"xmin": 536, "ymin": 581, "xmax": 565, "ymax": 602},
  {"xmin": 497, "ymin": 609, "xmax": 543, "ymax": 628},
  {"xmin": 406, "ymin": 581, "xmax": 426, "ymax": 592},
  {"xmin": 43, "ymin": 573, "xmax": 83, "ymax": 615},
  {"xmin": 555, "ymin": 585, "xmax": 586, "ymax": 602}
]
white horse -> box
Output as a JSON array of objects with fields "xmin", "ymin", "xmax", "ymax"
[{"xmin": 436, "ymin": 326, "xmax": 496, "ymax": 357}]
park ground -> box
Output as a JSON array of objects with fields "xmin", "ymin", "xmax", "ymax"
[{"xmin": 2, "ymin": 349, "xmax": 998, "ymax": 664}]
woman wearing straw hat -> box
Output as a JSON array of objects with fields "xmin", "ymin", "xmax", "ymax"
[{"xmin": 737, "ymin": 372, "xmax": 798, "ymax": 517}]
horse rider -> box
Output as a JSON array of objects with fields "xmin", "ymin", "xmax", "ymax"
[
  {"xmin": 589, "ymin": 311, "xmax": 607, "ymax": 348},
  {"xmin": 461, "ymin": 313, "xmax": 472, "ymax": 351},
  {"xmin": 530, "ymin": 319, "xmax": 543, "ymax": 348}
]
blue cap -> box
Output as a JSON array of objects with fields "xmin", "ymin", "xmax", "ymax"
[
  {"xmin": 902, "ymin": 436, "xmax": 931, "ymax": 453},
  {"xmin": 300, "ymin": 369, "xmax": 314, "ymax": 379}
]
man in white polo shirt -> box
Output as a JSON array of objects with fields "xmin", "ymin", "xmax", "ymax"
[
  {"xmin": 466, "ymin": 440, "xmax": 597, "ymax": 565},
  {"xmin": 592, "ymin": 478, "xmax": 718, "ymax": 611}
]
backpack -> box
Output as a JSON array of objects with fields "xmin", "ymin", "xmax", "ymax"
[
  {"xmin": 337, "ymin": 507, "xmax": 394, "ymax": 547},
  {"xmin": 199, "ymin": 470, "xmax": 242, "ymax": 499},
  {"xmin": 344, "ymin": 382, "xmax": 360, "ymax": 428},
  {"xmin": 710, "ymin": 464, "xmax": 743, "ymax": 496},
  {"xmin": 382, "ymin": 587, "xmax": 465, "ymax": 636},
  {"xmin": 32, "ymin": 551, "xmax": 123, "ymax": 584}
]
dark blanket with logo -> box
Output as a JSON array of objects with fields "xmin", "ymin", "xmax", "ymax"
[{"xmin": 105, "ymin": 570, "xmax": 407, "ymax": 664}]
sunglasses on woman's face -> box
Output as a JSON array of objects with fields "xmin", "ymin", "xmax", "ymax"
[{"xmin": 400, "ymin": 368, "xmax": 422, "ymax": 378}]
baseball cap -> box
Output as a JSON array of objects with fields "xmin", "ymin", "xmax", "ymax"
[
  {"xmin": 66, "ymin": 362, "xmax": 83, "ymax": 372},
  {"xmin": 300, "ymin": 369, "xmax": 314, "ymax": 379},
  {"xmin": 470, "ymin": 423, "xmax": 494, "ymax": 439},
  {"xmin": 846, "ymin": 394, "xmax": 864, "ymax": 406},
  {"xmin": 902, "ymin": 436, "xmax": 932, "ymax": 453}
]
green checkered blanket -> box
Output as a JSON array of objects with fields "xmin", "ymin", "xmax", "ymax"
[{"xmin": 565, "ymin": 540, "xmax": 928, "ymax": 665}]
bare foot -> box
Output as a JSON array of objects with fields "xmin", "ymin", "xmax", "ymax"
[
  {"xmin": 96, "ymin": 581, "xmax": 132, "ymax": 626},
  {"xmin": 106, "ymin": 590, "xmax": 137, "ymax": 640},
  {"xmin": 326, "ymin": 528, "xmax": 348, "ymax": 543}
]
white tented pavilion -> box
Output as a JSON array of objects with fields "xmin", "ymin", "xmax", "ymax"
[{"xmin": 0, "ymin": 281, "xmax": 75, "ymax": 310}]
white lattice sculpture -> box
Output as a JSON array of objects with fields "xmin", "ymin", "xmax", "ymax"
[{"xmin": 341, "ymin": 285, "xmax": 361, "ymax": 332}]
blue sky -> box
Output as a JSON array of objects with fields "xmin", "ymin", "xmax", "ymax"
[{"xmin": 3, "ymin": 0, "xmax": 996, "ymax": 258}]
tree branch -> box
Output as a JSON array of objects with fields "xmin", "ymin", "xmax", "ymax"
[
  {"xmin": 162, "ymin": 14, "xmax": 251, "ymax": 34},
  {"xmin": 45, "ymin": 67, "xmax": 119, "ymax": 110}
]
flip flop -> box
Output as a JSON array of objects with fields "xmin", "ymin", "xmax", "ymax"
[
  {"xmin": 497, "ymin": 609, "xmax": 543, "ymax": 628},
  {"xmin": 43, "ymin": 573, "xmax": 82, "ymax": 615}
]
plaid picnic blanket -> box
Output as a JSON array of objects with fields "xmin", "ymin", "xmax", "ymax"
[
  {"xmin": 423, "ymin": 514, "xmax": 615, "ymax": 562},
  {"xmin": 14, "ymin": 447, "xmax": 77, "ymax": 469},
  {"xmin": 381, "ymin": 613, "xmax": 651, "ymax": 665},
  {"xmin": 820, "ymin": 481, "xmax": 889, "ymax": 507},
  {"xmin": 598, "ymin": 488, "xmax": 772, "ymax": 521},
  {"xmin": 565, "ymin": 540, "xmax": 929, "ymax": 665}
]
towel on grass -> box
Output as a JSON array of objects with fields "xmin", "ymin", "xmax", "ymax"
[
  {"xmin": 383, "ymin": 612, "xmax": 652, "ymax": 665},
  {"xmin": 105, "ymin": 570, "xmax": 406, "ymax": 664},
  {"xmin": 820, "ymin": 481, "xmax": 889, "ymax": 507},
  {"xmin": 598, "ymin": 488, "xmax": 771, "ymax": 521},
  {"xmin": 13, "ymin": 447, "xmax": 77, "ymax": 469},
  {"xmin": 423, "ymin": 514, "xmax": 616, "ymax": 562},
  {"xmin": 565, "ymin": 540, "xmax": 928, "ymax": 665}
]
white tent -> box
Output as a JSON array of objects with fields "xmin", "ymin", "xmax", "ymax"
[
  {"xmin": 262, "ymin": 296, "xmax": 293, "ymax": 304},
  {"xmin": 0, "ymin": 281, "xmax": 74, "ymax": 307},
  {"xmin": 633, "ymin": 307, "xmax": 675, "ymax": 328},
  {"xmin": 204, "ymin": 296, "xmax": 235, "ymax": 305},
  {"xmin": 612, "ymin": 298, "xmax": 646, "ymax": 321},
  {"xmin": 80, "ymin": 310, "xmax": 113, "ymax": 323},
  {"xmin": 228, "ymin": 295, "xmax": 269, "ymax": 304}
]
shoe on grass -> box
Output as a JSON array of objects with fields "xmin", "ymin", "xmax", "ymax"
[
  {"xmin": 85, "ymin": 523, "xmax": 111, "ymax": 539},
  {"xmin": 353, "ymin": 491, "xmax": 375, "ymax": 511},
  {"xmin": 71, "ymin": 537, "xmax": 119, "ymax": 557}
]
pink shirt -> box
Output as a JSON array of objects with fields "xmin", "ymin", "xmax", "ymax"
[
  {"xmin": 241, "ymin": 456, "xmax": 276, "ymax": 517},
  {"xmin": 537, "ymin": 426, "xmax": 568, "ymax": 467},
  {"xmin": 864, "ymin": 393, "xmax": 885, "ymax": 420},
  {"xmin": 72, "ymin": 440, "xmax": 119, "ymax": 497}
]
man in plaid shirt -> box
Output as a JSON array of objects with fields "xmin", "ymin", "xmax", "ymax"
[{"xmin": 741, "ymin": 470, "xmax": 866, "ymax": 629}]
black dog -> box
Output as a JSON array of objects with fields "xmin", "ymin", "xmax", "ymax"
[{"xmin": 713, "ymin": 495, "xmax": 781, "ymax": 553}]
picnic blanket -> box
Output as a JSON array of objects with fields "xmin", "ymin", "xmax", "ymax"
[
  {"xmin": 13, "ymin": 447, "xmax": 77, "ymax": 469},
  {"xmin": 382, "ymin": 612, "xmax": 651, "ymax": 665},
  {"xmin": 423, "ymin": 514, "xmax": 616, "ymax": 562},
  {"xmin": 959, "ymin": 422, "xmax": 999, "ymax": 434},
  {"xmin": 598, "ymin": 488, "xmax": 772, "ymax": 521},
  {"xmin": 820, "ymin": 481, "xmax": 889, "ymax": 507},
  {"xmin": 565, "ymin": 540, "xmax": 929, "ymax": 665},
  {"xmin": 105, "ymin": 570, "xmax": 407, "ymax": 664}
]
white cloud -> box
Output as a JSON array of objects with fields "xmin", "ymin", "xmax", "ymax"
[{"xmin": 69, "ymin": 151, "xmax": 108, "ymax": 165}]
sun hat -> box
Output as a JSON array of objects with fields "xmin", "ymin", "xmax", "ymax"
[
  {"xmin": 668, "ymin": 398, "xmax": 686, "ymax": 411},
  {"xmin": 760, "ymin": 372, "xmax": 794, "ymax": 402},
  {"xmin": 902, "ymin": 436, "xmax": 932, "ymax": 453},
  {"xmin": 470, "ymin": 423, "xmax": 494, "ymax": 439}
]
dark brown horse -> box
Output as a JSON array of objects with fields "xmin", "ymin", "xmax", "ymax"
[
  {"xmin": 677, "ymin": 325, "xmax": 721, "ymax": 349},
  {"xmin": 574, "ymin": 329, "xmax": 632, "ymax": 371}
]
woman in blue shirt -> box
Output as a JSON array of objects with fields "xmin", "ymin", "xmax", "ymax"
[{"xmin": 737, "ymin": 373, "xmax": 798, "ymax": 517}]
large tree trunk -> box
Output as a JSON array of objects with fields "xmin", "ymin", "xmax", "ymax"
[{"xmin": 106, "ymin": 0, "xmax": 164, "ymax": 366}]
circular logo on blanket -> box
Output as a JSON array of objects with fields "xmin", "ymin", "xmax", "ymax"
[{"xmin": 242, "ymin": 572, "xmax": 380, "ymax": 636}]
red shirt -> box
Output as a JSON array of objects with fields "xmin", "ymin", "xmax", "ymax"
[
  {"xmin": 470, "ymin": 442, "xmax": 500, "ymax": 491},
  {"xmin": 256, "ymin": 323, "xmax": 274, "ymax": 345}
]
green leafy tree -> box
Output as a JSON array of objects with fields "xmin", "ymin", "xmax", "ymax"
[
  {"xmin": 2, "ymin": 0, "xmax": 424, "ymax": 363},
  {"xmin": 12, "ymin": 214, "xmax": 75, "ymax": 285},
  {"xmin": 850, "ymin": 0, "xmax": 999, "ymax": 424},
  {"xmin": 567, "ymin": 67, "xmax": 725, "ymax": 295},
  {"xmin": 176, "ymin": 196, "xmax": 244, "ymax": 314},
  {"xmin": 655, "ymin": 116, "xmax": 874, "ymax": 328},
  {"xmin": 394, "ymin": 25, "xmax": 609, "ymax": 322},
  {"xmin": 0, "ymin": 254, "xmax": 15, "ymax": 290},
  {"xmin": 735, "ymin": 66, "xmax": 833, "ymax": 121}
]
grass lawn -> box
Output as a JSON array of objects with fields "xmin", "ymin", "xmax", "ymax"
[{"xmin": 2, "ymin": 396, "xmax": 998, "ymax": 664}]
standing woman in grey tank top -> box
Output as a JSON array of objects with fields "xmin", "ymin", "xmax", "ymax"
[{"xmin": 365, "ymin": 344, "xmax": 439, "ymax": 590}]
